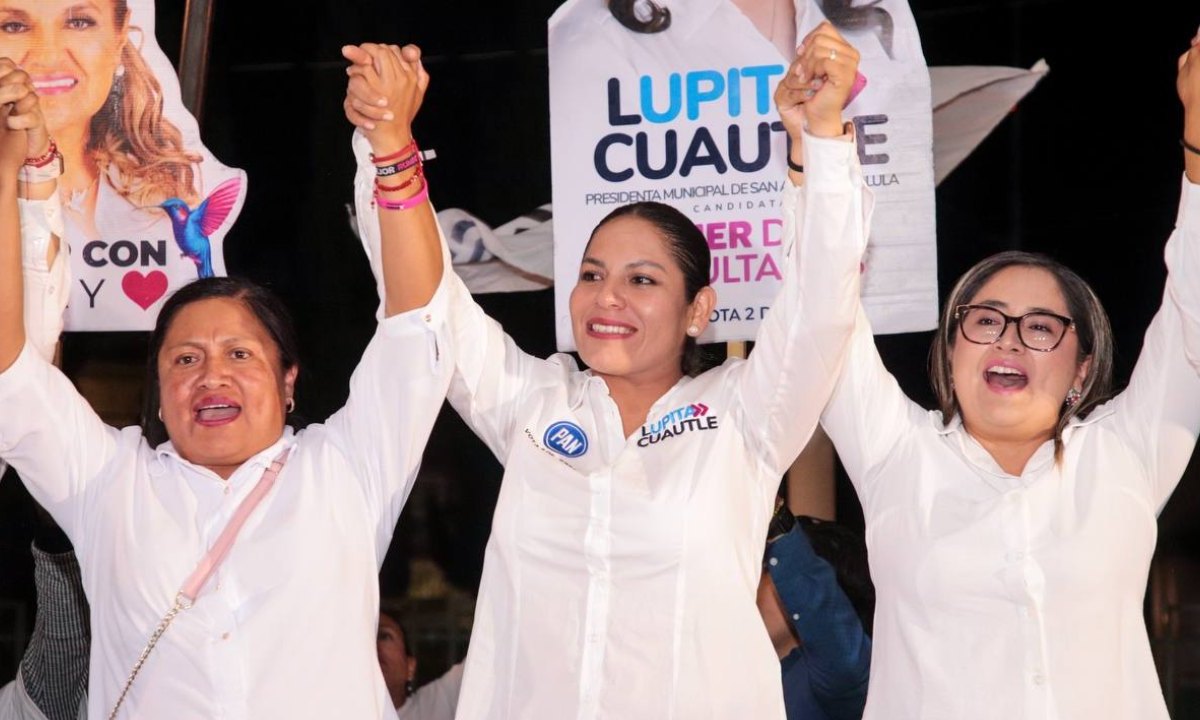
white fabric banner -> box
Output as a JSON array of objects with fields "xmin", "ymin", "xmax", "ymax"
[
  {"xmin": 548, "ymin": 0, "xmax": 936, "ymax": 348},
  {"xmin": 13, "ymin": 0, "xmax": 247, "ymax": 331}
]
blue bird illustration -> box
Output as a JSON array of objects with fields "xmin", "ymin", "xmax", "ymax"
[{"xmin": 157, "ymin": 178, "xmax": 243, "ymax": 279}]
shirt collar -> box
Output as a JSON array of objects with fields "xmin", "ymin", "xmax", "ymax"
[
  {"xmin": 153, "ymin": 427, "xmax": 295, "ymax": 482},
  {"xmin": 932, "ymin": 405, "xmax": 1115, "ymax": 483}
]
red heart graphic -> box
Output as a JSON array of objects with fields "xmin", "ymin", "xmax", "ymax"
[{"xmin": 122, "ymin": 271, "xmax": 168, "ymax": 310}]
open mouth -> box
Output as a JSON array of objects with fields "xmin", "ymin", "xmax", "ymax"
[
  {"xmin": 984, "ymin": 364, "xmax": 1027, "ymax": 391},
  {"xmin": 31, "ymin": 75, "xmax": 78, "ymax": 96},
  {"xmin": 587, "ymin": 320, "xmax": 636, "ymax": 338},
  {"xmin": 193, "ymin": 398, "xmax": 242, "ymax": 426}
]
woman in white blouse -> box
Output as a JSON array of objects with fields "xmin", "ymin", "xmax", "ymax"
[
  {"xmin": 819, "ymin": 35, "xmax": 1200, "ymax": 720},
  {"xmin": 347, "ymin": 26, "xmax": 867, "ymax": 720},
  {"xmin": 0, "ymin": 47, "xmax": 450, "ymax": 718}
]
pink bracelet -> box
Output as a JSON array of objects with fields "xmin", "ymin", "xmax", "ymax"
[{"xmin": 374, "ymin": 178, "xmax": 429, "ymax": 211}]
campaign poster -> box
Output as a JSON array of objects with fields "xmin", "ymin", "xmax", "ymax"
[
  {"xmin": 549, "ymin": 0, "xmax": 937, "ymax": 349},
  {"xmin": 0, "ymin": 0, "xmax": 246, "ymax": 330}
]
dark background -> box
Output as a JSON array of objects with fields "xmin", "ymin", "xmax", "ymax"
[{"xmin": 2, "ymin": 0, "xmax": 1200, "ymax": 704}]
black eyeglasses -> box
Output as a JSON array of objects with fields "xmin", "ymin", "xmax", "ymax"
[{"xmin": 953, "ymin": 304, "xmax": 1075, "ymax": 352}]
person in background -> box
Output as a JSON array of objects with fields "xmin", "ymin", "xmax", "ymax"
[
  {"xmin": 377, "ymin": 611, "xmax": 462, "ymax": 720},
  {"xmin": 0, "ymin": 513, "xmax": 88, "ymax": 720},
  {"xmin": 758, "ymin": 503, "xmax": 872, "ymax": 720}
]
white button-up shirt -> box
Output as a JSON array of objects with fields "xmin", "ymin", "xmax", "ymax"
[
  {"xmin": 0, "ymin": 278, "xmax": 452, "ymax": 719},
  {"xmin": 821, "ymin": 178, "xmax": 1200, "ymax": 719},
  {"xmin": 431, "ymin": 135, "xmax": 869, "ymax": 720}
]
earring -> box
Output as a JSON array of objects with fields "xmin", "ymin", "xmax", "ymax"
[
  {"xmin": 404, "ymin": 679, "xmax": 415, "ymax": 697},
  {"xmin": 156, "ymin": 408, "xmax": 162, "ymax": 421},
  {"xmin": 686, "ymin": 324, "xmax": 700, "ymax": 337},
  {"xmin": 1065, "ymin": 387, "xmax": 1082, "ymax": 408},
  {"xmin": 114, "ymin": 63, "xmax": 126, "ymax": 79},
  {"xmin": 286, "ymin": 398, "xmax": 296, "ymax": 414}
]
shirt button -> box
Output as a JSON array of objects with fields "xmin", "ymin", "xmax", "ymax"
[
  {"xmin": 221, "ymin": 632, "xmax": 231, "ymax": 641},
  {"xmin": 1032, "ymin": 673, "xmax": 1045, "ymax": 686},
  {"xmin": 223, "ymin": 486, "xmax": 231, "ymax": 495},
  {"xmin": 768, "ymin": 557, "xmax": 779, "ymax": 567},
  {"xmin": 792, "ymin": 613, "xmax": 800, "ymax": 621},
  {"xmin": 424, "ymin": 313, "xmax": 432, "ymax": 323}
]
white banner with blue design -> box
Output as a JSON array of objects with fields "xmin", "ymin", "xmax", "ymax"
[{"xmin": 548, "ymin": 0, "xmax": 937, "ymax": 348}]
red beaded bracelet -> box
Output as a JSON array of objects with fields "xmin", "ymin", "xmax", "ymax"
[
  {"xmin": 370, "ymin": 139, "xmax": 418, "ymax": 165},
  {"xmin": 376, "ymin": 165, "xmax": 424, "ymax": 193},
  {"xmin": 24, "ymin": 139, "xmax": 58, "ymax": 168}
]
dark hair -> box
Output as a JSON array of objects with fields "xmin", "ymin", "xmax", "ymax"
[
  {"xmin": 140, "ymin": 276, "xmax": 300, "ymax": 446},
  {"xmin": 587, "ymin": 201, "xmax": 711, "ymax": 376},
  {"xmin": 929, "ymin": 251, "xmax": 1115, "ymax": 455},
  {"xmin": 607, "ymin": 0, "xmax": 671, "ymax": 33},
  {"xmin": 798, "ymin": 516, "xmax": 875, "ymax": 635},
  {"xmin": 379, "ymin": 608, "xmax": 412, "ymax": 657}
]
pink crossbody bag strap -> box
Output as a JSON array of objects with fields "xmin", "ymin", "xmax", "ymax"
[{"xmin": 108, "ymin": 447, "xmax": 292, "ymax": 719}]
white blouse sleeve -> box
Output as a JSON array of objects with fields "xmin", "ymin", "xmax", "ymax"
[
  {"xmin": 0, "ymin": 344, "xmax": 118, "ymax": 540},
  {"xmin": 819, "ymin": 305, "xmax": 924, "ymax": 513},
  {"xmin": 726, "ymin": 131, "xmax": 871, "ymax": 477},
  {"xmin": 319, "ymin": 276, "xmax": 453, "ymax": 549},
  {"xmin": 350, "ymin": 130, "xmax": 562, "ymax": 466},
  {"xmin": 19, "ymin": 194, "xmax": 68, "ymax": 364},
  {"xmin": 1107, "ymin": 176, "xmax": 1200, "ymax": 508}
]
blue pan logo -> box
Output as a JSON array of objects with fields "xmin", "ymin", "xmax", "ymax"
[{"xmin": 544, "ymin": 421, "xmax": 589, "ymax": 458}]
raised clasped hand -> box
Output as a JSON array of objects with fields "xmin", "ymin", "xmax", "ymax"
[
  {"xmin": 342, "ymin": 42, "xmax": 429, "ymax": 156},
  {"xmin": 773, "ymin": 22, "xmax": 860, "ymax": 140},
  {"xmin": 0, "ymin": 58, "xmax": 48, "ymax": 178}
]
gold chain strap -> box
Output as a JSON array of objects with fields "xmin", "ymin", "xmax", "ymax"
[{"xmin": 107, "ymin": 593, "xmax": 192, "ymax": 719}]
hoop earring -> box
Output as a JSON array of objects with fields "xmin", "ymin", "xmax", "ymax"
[
  {"xmin": 1064, "ymin": 387, "xmax": 1082, "ymax": 408},
  {"xmin": 286, "ymin": 398, "xmax": 296, "ymax": 414}
]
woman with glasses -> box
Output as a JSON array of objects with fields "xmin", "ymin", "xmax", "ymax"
[{"xmin": 818, "ymin": 35, "xmax": 1200, "ymax": 720}]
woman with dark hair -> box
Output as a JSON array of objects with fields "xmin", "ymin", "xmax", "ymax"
[
  {"xmin": 348, "ymin": 25, "xmax": 867, "ymax": 719},
  {"xmin": 0, "ymin": 44, "xmax": 451, "ymax": 718},
  {"xmin": 817, "ymin": 36, "xmax": 1200, "ymax": 720},
  {"xmin": 376, "ymin": 610, "xmax": 464, "ymax": 720}
]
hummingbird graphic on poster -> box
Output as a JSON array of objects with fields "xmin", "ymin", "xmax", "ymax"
[{"xmin": 157, "ymin": 177, "xmax": 243, "ymax": 279}]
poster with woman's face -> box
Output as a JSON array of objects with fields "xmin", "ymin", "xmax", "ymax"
[
  {"xmin": 0, "ymin": 0, "xmax": 246, "ymax": 331},
  {"xmin": 548, "ymin": 0, "xmax": 937, "ymax": 348}
]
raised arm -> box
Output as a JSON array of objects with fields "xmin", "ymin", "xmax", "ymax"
[
  {"xmin": 345, "ymin": 46, "xmax": 564, "ymax": 462},
  {"xmin": 730, "ymin": 24, "xmax": 870, "ymax": 476},
  {"xmin": 0, "ymin": 64, "xmax": 115, "ymax": 540},
  {"xmin": 1111, "ymin": 34, "xmax": 1200, "ymax": 506},
  {"xmin": 0, "ymin": 58, "xmax": 50, "ymax": 371},
  {"xmin": 1184, "ymin": 32, "xmax": 1200, "ymax": 187},
  {"xmin": 342, "ymin": 43, "xmax": 443, "ymax": 316}
]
